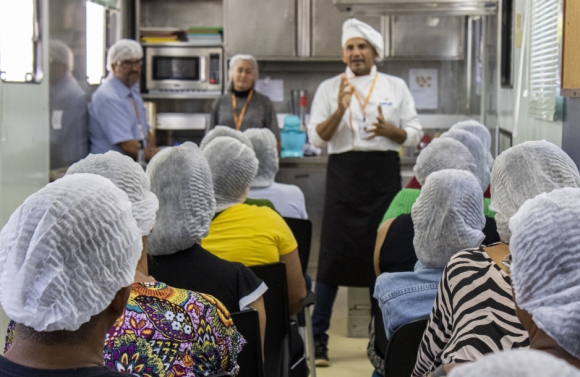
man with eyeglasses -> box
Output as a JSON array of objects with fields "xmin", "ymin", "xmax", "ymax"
[{"xmin": 89, "ymin": 39, "xmax": 158, "ymax": 163}]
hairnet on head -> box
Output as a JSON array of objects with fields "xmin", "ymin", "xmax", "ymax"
[
  {"xmin": 450, "ymin": 120, "xmax": 494, "ymax": 169},
  {"xmin": 489, "ymin": 140, "xmax": 580, "ymax": 242},
  {"xmin": 200, "ymin": 125, "xmax": 253, "ymax": 151},
  {"xmin": 510, "ymin": 187, "xmax": 580, "ymax": 359},
  {"xmin": 244, "ymin": 128, "xmax": 279, "ymax": 188},
  {"xmin": 228, "ymin": 54, "xmax": 259, "ymax": 90},
  {"xmin": 342, "ymin": 18, "xmax": 384, "ymax": 61},
  {"xmin": 49, "ymin": 40, "xmax": 74, "ymax": 70},
  {"xmin": 146, "ymin": 142, "xmax": 216, "ymax": 256},
  {"xmin": 0, "ymin": 174, "xmax": 142, "ymax": 332},
  {"xmin": 414, "ymin": 137, "xmax": 479, "ymax": 186},
  {"xmin": 440, "ymin": 129, "xmax": 490, "ymax": 190},
  {"xmin": 67, "ymin": 151, "xmax": 159, "ymax": 236},
  {"xmin": 202, "ymin": 136, "xmax": 259, "ymax": 212},
  {"xmin": 106, "ymin": 39, "xmax": 142, "ymax": 72},
  {"xmin": 448, "ymin": 349, "xmax": 580, "ymax": 377},
  {"xmin": 412, "ymin": 169, "xmax": 485, "ymax": 267}
]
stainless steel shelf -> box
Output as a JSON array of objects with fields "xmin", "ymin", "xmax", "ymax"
[{"xmin": 142, "ymin": 93, "xmax": 221, "ymax": 100}]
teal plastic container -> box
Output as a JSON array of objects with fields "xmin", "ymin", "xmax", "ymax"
[{"xmin": 281, "ymin": 115, "xmax": 306, "ymax": 157}]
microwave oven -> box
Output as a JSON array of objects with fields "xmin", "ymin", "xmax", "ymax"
[{"xmin": 145, "ymin": 45, "xmax": 223, "ymax": 94}]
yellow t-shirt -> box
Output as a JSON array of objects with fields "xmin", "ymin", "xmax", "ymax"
[{"xmin": 201, "ymin": 203, "xmax": 298, "ymax": 266}]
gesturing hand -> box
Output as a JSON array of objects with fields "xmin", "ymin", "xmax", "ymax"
[
  {"xmin": 366, "ymin": 105, "xmax": 407, "ymax": 144},
  {"xmin": 338, "ymin": 74, "xmax": 352, "ymax": 112}
]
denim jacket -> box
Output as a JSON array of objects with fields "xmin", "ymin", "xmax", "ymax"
[{"xmin": 374, "ymin": 262, "xmax": 444, "ymax": 339}]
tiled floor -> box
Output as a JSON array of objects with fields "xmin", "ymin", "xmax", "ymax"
[{"xmin": 314, "ymin": 286, "xmax": 374, "ymax": 377}]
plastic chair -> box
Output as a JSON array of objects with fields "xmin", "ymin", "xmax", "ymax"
[
  {"xmin": 231, "ymin": 309, "xmax": 264, "ymax": 377},
  {"xmin": 383, "ymin": 318, "xmax": 429, "ymax": 377},
  {"xmin": 250, "ymin": 263, "xmax": 291, "ymax": 377},
  {"xmin": 283, "ymin": 217, "xmax": 316, "ymax": 377}
]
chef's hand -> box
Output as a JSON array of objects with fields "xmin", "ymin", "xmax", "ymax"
[
  {"xmin": 144, "ymin": 146, "xmax": 159, "ymax": 162},
  {"xmin": 367, "ymin": 105, "xmax": 407, "ymax": 144},
  {"xmin": 337, "ymin": 74, "xmax": 352, "ymax": 112}
]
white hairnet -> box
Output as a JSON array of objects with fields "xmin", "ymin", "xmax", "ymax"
[
  {"xmin": 0, "ymin": 174, "xmax": 142, "ymax": 332},
  {"xmin": 510, "ymin": 187, "xmax": 580, "ymax": 359},
  {"xmin": 146, "ymin": 142, "xmax": 216, "ymax": 256},
  {"xmin": 244, "ymin": 128, "xmax": 279, "ymax": 188},
  {"xmin": 106, "ymin": 39, "xmax": 143, "ymax": 72},
  {"xmin": 412, "ymin": 169, "xmax": 485, "ymax": 267},
  {"xmin": 448, "ymin": 349, "xmax": 580, "ymax": 377},
  {"xmin": 228, "ymin": 54, "xmax": 259, "ymax": 90},
  {"xmin": 200, "ymin": 126, "xmax": 253, "ymax": 151},
  {"xmin": 67, "ymin": 151, "xmax": 159, "ymax": 236},
  {"xmin": 202, "ymin": 136, "xmax": 259, "ymax": 212},
  {"xmin": 489, "ymin": 140, "xmax": 580, "ymax": 242},
  {"xmin": 440, "ymin": 129, "xmax": 490, "ymax": 190},
  {"xmin": 414, "ymin": 138, "xmax": 479, "ymax": 186},
  {"xmin": 450, "ymin": 120, "xmax": 494, "ymax": 170},
  {"xmin": 49, "ymin": 40, "xmax": 74, "ymax": 70},
  {"xmin": 342, "ymin": 18, "xmax": 384, "ymax": 61}
]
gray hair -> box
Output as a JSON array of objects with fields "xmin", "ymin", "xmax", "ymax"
[{"xmin": 228, "ymin": 54, "xmax": 259, "ymax": 91}]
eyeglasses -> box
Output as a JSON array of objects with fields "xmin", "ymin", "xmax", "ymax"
[{"xmin": 117, "ymin": 59, "xmax": 143, "ymax": 68}]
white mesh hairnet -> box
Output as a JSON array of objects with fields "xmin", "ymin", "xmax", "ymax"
[
  {"xmin": 0, "ymin": 174, "xmax": 142, "ymax": 332},
  {"xmin": 489, "ymin": 140, "xmax": 580, "ymax": 242},
  {"xmin": 414, "ymin": 138, "xmax": 479, "ymax": 186},
  {"xmin": 67, "ymin": 151, "xmax": 159, "ymax": 236},
  {"xmin": 450, "ymin": 120, "xmax": 494, "ymax": 170},
  {"xmin": 202, "ymin": 136, "xmax": 259, "ymax": 212},
  {"xmin": 412, "ymin": 169, "xmax": 485, "ymax": 267},
  {"xmin": 244, "ymin": 128, "xmax": 279, "ymax": 188},
  {"xmin": 106, "ymin": 39, "xmax": 143, "ymax": 72},
  {"xmin": 440, "ymin": 129, "xmax": 490, "ymax": 190},
  {"xmin": 228, "ymin": 54, "xmax": 259, "ymax": 90},
  {"xmin": 448, "ymin": 349, "xmax": 580, "ymax": 377},
  {"xmin": 510, "ymin": 187, "xmax": 580, "ymax": 359},
  {"xmin": 200, "ymin": 126, "xmax": 253, "ymax": 151},
  {"xmin": 146, "ymin": 142, "xmax": 216, "ymax": 256},
  {"xmin": 49, "ymin": 40, "xmax": 74, "ymax": 70}
]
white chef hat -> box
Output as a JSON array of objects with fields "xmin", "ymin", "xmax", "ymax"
[
  {"xmin": 342, "ymin": 18, "xmax": 384, "ymax": 61},
  {"xmin": 244, "ymin": 128, "xmax": 279, "ymax": 188},
  {"xmin": 0, "ymin": 174, "xmax": 142, "ymax": 332},
  {"xmin": 448, "ymin": 349, "xmax": 580, "ymax": 377},
  {"xmin": 106, "ymin": 39, "xmax": 143, "ymax": 72},
  {"xmin": 146, "ymin": 142, "xmax": 216, "ymax": 256},
  {"xmin": 510, "ymin": 187, "xmax": 580, "ymax": 359},
  {"xmin": 67, "ymin": 151, "xmax": 159, "ymax": 236}
]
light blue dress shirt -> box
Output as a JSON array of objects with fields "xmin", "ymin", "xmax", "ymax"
[
  {"xmin": 89, "ymin": 75, "xmax": 149, "ymax": 154},
  {"xmin": 374, "ymin": 261, "xmax": 444, "ymax": 339}
]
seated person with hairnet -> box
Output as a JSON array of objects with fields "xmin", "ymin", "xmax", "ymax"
[
  {"xmin": 0, "ymin": 174, "xmax": 139, "ymax": 376},
  {"xmin": 201, "ymin": 136, "xmax": 307, "ymax": 315},
  {"xmin": 89, "ymin": 39, "xmax": 158, "ymax": 162},
  {"xmin": 375, "ymin": 169, "xmax": 485, "ymax": 340},
  {"xmin": 5, "ymin": 152, "xmax": 245, "ymax": 376},
  {"xmin": 510, "ymin": 187, "xmax": 580, "ymax": 369},
  {"xmin": 244, "ymin": 128, "xmax": 308, "ymax": 219},
  {"xmin": 201, "ymin": 126, "xmax": 278, "ymax": 212},
  {"xmin": 448, "ymin": 349, "xmax": 580, "ymax": 377},
  {"xmin": 145, "ymin": 142, "xmax": 268, "ymax": 351},
  {"xmin": 413, "ymin": 141, "xmax": 580, "ymax": 377},
  {"xmin": 405, "ymin": 120, "xmax": 494, "ymax": 197}
]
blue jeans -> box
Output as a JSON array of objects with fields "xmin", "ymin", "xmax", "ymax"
[{"xmin": 311, "ymin": 282, "xmax": 339, "ymax": 344}]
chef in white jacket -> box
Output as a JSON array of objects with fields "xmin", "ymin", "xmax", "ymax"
[{"xmin": 308, "ymin": 18, "xmax": 423, "ymax": 367}]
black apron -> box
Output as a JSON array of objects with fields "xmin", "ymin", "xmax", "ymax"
[{"xmin": 316, "ymin": 151, "xmax": 401, "ymax": 287}]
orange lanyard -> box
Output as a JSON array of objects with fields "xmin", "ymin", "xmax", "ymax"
[
  {"xmin": 349, "ymin": 73, "xmax": 378, "ymax": 122},
  {"xmin": 232, "ymin": 89, "xmax": 254, "ymax": 130}
]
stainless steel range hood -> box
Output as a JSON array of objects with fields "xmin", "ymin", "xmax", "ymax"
[{"xmin": 333, "ymin": 0, "xmax": 498, "ymax": 16}]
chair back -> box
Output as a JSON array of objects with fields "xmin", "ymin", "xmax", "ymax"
[
  {"xmin": 231, "ymin": 309, "xmax": 264, "ymax": 377},
  {"xmin": 250, "ymin": 263, "xmax": 291, "ymax": 377},
  {"xmin": 283, "ymin": 217, "xmax": 312, "ymax": 274},
  {"xmin": 383, "ymin": 318, "xmax": 429, "ymax": 377}
]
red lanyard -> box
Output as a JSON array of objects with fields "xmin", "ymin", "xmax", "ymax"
[{"xmin": 232, "ymin": 90, "xmax": 254, "ymax": 130}]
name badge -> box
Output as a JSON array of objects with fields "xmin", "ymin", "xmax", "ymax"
[{"xmin": 358, "ymin": 120, "xmax": 372, "ymax": 140}]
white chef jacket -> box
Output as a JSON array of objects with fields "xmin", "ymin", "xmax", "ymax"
[{"xmin": 308, "ymin": 66, "xmax": 423, "ymax": 154}]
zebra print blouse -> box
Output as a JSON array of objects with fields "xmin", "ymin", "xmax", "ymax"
[{"xmin": 412, "ymin": 245, "xmax": 530, "ymax": 377}]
